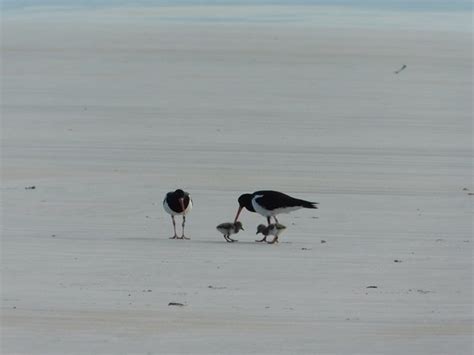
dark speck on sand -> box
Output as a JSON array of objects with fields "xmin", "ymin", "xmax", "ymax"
[{"xmin": 168, "ymin": 302, "xmax": 185, "ymax": 307}]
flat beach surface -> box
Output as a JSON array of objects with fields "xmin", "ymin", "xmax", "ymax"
[{"xmin": 1, "ymin": 4, "xmax": 472, "ymax": 354}]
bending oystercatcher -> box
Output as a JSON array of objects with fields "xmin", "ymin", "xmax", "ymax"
[
  {"xmin": 163, "ymin": 189, "xmax": 193, "ymax": 239},
  {"xmin": 234, "ymin": 190, "xmax": 318, "ymax": 225},
  {"xmin": 216, "ymin": 221, "xmax": 244, "ymax": 243},
  {"xmin": 256, "ymin": 223, "xmax": 287, "ymax": 244}
]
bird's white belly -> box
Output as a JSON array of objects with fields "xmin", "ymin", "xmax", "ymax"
[
  {"xmin": 268, "ymin": 225, "xmax": 285, "ymax": 237},
  {"xmin": 252, "ymin": 196, "xmax": 301, "ymax": 216},
  {"xmin": 216, "ymin": 227, "xmax": 227, "ymax": 235},
  {"xmin": 217, "ymin": 226, "xmax": 235, "ymax": 235}
]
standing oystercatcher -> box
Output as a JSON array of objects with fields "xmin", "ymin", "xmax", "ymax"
[
  {"xmin": 163, "ymin": 189, "xmax": 193, "ymax": 239},
  {"xmin": 234, "ymin": 190, "xmax": 318, "ymax": 225}
]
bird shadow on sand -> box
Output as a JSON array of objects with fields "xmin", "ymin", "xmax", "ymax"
[
  {"xmin": 118, "ymin": 237, "xmax": 293, "ymax": 245},
  {"xmin": 188, "ymin": 239, "xmax": 262, "ymax": 246},
  {"xmin": 118, "ymin": 237, "xmax": 257, "ymax": 244},
  {"xmin": 191, "ymin": 239, "xmax": 293, "ymax": 246}
]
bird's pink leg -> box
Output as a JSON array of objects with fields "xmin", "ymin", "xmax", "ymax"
[
  {"xmin": 170, "ymin": 216, "xmax": 178, "ymax": 239},
  {"xmin": 180, "ymin": 215, "xmax": 190, "ymax": 240}
]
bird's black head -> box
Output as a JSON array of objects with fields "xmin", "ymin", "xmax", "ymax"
[
  {"xmin": 238, "ymin": 193, "xmax": 254, "ymax": 211},
  {"xmin": 256, "ymin": 224, "xmax": 267, "ymax": 235},
  {"xmin": 234, "ymin": 221, "xmax": 244, "ymax": 232},
  {"xmin": 234, "ymin": 193, "xmax": 255, "ymax": 223}
]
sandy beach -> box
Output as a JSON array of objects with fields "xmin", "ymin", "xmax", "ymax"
[{"xmin": 1, "ymin": 3, "xmax": 472, "ymax": 354}]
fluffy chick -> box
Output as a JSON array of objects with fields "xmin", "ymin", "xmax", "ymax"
[
  {"xmin": 216, "ymin": 221, "xmax": 244, "ymax": 243},
  {"xmin": 256, "ymin": 223, "xmax": 287, "ymax": 244}
]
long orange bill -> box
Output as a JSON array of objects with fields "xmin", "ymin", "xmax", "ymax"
[{"xmin": 234, "ymin": 206, "xmax": 243, "ymax": 223}]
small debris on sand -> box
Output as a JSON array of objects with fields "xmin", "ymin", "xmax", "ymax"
[
  {"xmin": 168, "ymin": 302, "xmax": 185, "ymax": 307},
  {"xmin": 25, "ymin": 186, "xmax": 36, "ymax": 190},
  {"xmin": 208, "ymin": 285, "xmax": 227, "ymax": 290},
  {"xmin": 416, "ymin": 289, "xmax": 432, "ymax": 294},
  {"xmin": 321, "ymin": 240, "xmax": 327, "ymax": 244},
  {"xmin": 142, "ymin": 289, "xmax": 152, "ymax": 292},
  {"xmin": 462, "ymin": 187, "xmax": 469, "ymax": 191},
  {"xmin": 394, "ymin": 64, "xmax": 407, "ymax": 74},
  {"xmin": 394, "ymin": 259, "xmax": 402, "ymax": 263},
  {"xmin": 301, "ymin": 247, "xmax": 311, "ymax": 251},
  {"xmin": 51, "ymin": 234, "xmax": 56, "ymax": 238},
  {"xmin": 366, "ymin": 286, "xmax": 378, "ymax": 289}
]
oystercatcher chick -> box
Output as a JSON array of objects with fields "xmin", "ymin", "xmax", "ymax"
[
  {"xmin": 163, "ymin": 189, "xmax": 193, "ymax": 239},
  {"xmin": 256, "ymin": 223, "xmax": 287, "ymax": 244},
  {"xmin": 216, "ymin": 221, "xmax": 244, "ymax": 243},
  {"xmin": 234, "ymin": 190, "xmax": 318, "ymax": 225}
]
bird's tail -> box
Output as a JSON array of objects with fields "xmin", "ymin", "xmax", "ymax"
[{"xmin": 299, "ymin": 200, "xmax": 319, "ymax": 209}]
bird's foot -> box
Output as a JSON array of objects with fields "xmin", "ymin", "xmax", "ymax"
[
  {"xmin": 267, "ymin": 237, "xmax": 278, "ymax": 244},
  {"xmin": 181, "ymin": 235, "xmax": 190, "ymax": 240},
  {"xmin": 170, "ymin": 235, "xmax": 178, "ymax": 239},
  {"xmin": 255, "ymin": 237, "xmax": 267, "ymax": 243}
]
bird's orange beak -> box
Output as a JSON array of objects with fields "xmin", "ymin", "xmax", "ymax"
[
  {"xmin": 234, "ymin": 205, "xmax": 243, "ymax": 223},
  {"xmin": 179, "ymin": 198, "xmax": 185, "ymax": 212}
]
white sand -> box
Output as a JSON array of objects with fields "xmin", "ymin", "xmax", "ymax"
[{"xmin": 1, "ymin": 5, "xmax": 472, "ymax": 354}]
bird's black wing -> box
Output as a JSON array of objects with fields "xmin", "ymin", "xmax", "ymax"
[
  {"xmin": 165, "ymin": 192, "xmax": 181, "ymax": 213},
  {"xmin": 254, "ymin": 190, "xmax": 318, "ymax": 210}
]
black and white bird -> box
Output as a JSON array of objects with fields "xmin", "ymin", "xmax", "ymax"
[
  {"xmin": 234, "ymin": 190, "xmax": 318, "ymax": 225},
  {"xmin": 163, "ymin": 189, "xmax": 193, "ymax": 239},
  {"xmin": 256, "ymin": 223, "xmax": 287, "ymax": 244},
  {"xmin": 216, "ymin": 221, "xmax": 244, "ymax": 243}
]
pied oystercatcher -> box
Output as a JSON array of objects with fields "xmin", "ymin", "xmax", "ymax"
[
  {"xmin": 234, "ymin": 190, "xmax": 318, "ymax": 225},
  {"xmin": 163, "ymin": 189, "xmax": 193, "ymax": 239}
]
